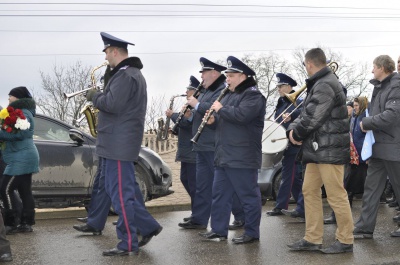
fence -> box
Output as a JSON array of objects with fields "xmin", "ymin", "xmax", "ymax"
[{"xmin": 142, "ymin": 130, "xmax": 178, "ymax": 154}]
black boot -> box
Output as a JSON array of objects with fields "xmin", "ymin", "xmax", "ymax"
[
  {"xmin": 18, "ymin": 209, "xmax": 35, "ymax": 233},
  {"xmin": 3, "ymin": 209, "xmax": 19, "ymax": 235}
]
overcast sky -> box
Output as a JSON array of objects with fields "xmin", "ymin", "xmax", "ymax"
[{"xmin": 1, "ymin": 0, "xmax": 400, "ymax": 111}]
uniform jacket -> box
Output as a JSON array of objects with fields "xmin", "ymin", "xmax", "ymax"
[
  {"xmin": 171, "ymin": 113, "xmax": 196, "ymax": 163},
  {"xmin": 274, "ymin": 92, "xmax": 302, "ymax": 156},
  {"xmin": 214, "ymin": 77, "xmax": 266, "ymax": 169},
  {"xmin": 191, "ymin": 75, "xmax": 226, "ymax": 152},
  {"xmin": 92, "ymin": 57, "xmax": 147, "ymax": 162},
  {"xmin": 362, "ymin": 73, "xmax": 400, "ymax": 162},
  {"xmin": 288, "ymin": 66, "xmax": 350, "ymax": 165},
  {"xmin": 0, "ymin": 98, "xmax": 39, "ymax": 176}
]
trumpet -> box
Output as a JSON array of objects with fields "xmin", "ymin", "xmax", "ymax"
[
  {"xmin": 64, "ymin": 87, "xmax": 93, "ymax": 102},
  {"xmin": 157, "ymin": 94, "xmax": 186, "ymax": 140},
  {"xmin": 262, "ymin": 61, "xmax": 339, "ymax": 143},
  {"xmin": 171, "ymin": 81, "xmax": 204, "ymax": 135},
  {"xmin": 191, "ymin": 85, "xmax": 230, "ymax": 144}
]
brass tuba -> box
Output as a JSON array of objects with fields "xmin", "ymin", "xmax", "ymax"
[{"xmin": 67, "ymin": 61, "xmax": 108, "ymax": 137}]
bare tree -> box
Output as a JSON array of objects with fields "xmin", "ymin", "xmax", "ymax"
[{"xmin": 34, "ymin": 61, "xmax": 93, "ymax": 124}]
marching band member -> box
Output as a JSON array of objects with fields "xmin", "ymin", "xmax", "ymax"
[
  {"xmin": 179, "ymin": 58, "xmax": 227, "ymax": 229},
  {"xmin": 199, "ymin": 56, "xmax": 266, "ymax": 244},
  {"xmin": 266, "ymin": 73, "xmax": 305, "ymax": 221}
]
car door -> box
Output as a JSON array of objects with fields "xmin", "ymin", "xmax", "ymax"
[{"xmin": 32, "ymin": 115, "xmax": 96, "ymax": 197}]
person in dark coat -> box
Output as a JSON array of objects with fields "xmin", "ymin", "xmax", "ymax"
[
  {"xmin": 166, "ymin": 76, "xmax": 198, "ymax": 217},
  {"xmin": 178, "ymin": 57, "xmax": 227, "ymax": 229},
  {"xmin": 287, "ymin": 48, "xmax": 353, "ymax": 254},
  {"xmin": 0, "ymin": 86, "xmax": 39, "ymax": 236},
  {"xmin": 346, "ymin": 97, "xmax": 368, "ymax": 203},
  {"xmin": 199, "ymin": 56, "xmax": 266, "ymax": 244},
  {"xmin": 266, "ymin": 73, "xmax": 305, "ymax": 221},
  {"xmin": 78, "ymin": 32, "xmax": 162, "ymax": 256},
  {"xmin": 352, "ymin": 55, "xmax": 400, "ymax": 238}
]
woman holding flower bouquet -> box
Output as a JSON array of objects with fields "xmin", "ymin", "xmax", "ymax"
[{"xmin": 0, "ymin": 86, "xmax": 39, "ymax": 235}]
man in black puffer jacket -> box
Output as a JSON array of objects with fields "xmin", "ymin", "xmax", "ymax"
[{"xmin": 287, "ymin": 48, "xmax": 353, "ymax": 254}]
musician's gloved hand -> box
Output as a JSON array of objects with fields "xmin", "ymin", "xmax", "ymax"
[{"xmin": 86, "ymin": 90, "xmax": 97, "ymax": 101}]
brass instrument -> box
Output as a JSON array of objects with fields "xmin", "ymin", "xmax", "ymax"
[
  {"xmin": 262, "ymin": 61, "xmax": 339, "ymax": 143},
  {"xmin": 171, "ymin": 81, "xmax": 204, "ymax": 135},
  {"xmin": 191, "ymin": 85, "xmax": 230, "ymax": 144},
  {"xmin": 64, "ymin": 61, "xmax": 109, "ymax": 137},
  {"xmin": 157, "ymin": 94, "xmax": 186, "ymax": 140}
]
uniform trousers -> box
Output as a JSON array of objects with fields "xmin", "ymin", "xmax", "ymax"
[
  {"xmin": 275, "ymin": 154, "xmax": 304, "ymax": 214},
  {"xmin": 355, "ymin": 158, "xmax": 400, "ymax": 232},
  {"xmin": 210, "ymin": 167, "xmax": 261, "ymax": 238},
  {"xmin": 0, "ymin": 213, "xmax": 10, "ymax": 255},
  {"xmin": 303, "ymin": 163, "xmax": 353, "ymax": 244},
  {"xmin": 179, "ymin": 162, "xmax": 197, "ymax": 211},
  {"xmin": 192, "ymin": 151, "xmax": 215, "ymax": 226},
  {"xmin": 232, "ymin": 193, "xmax": 245, "ymax": 222},
  {"xmin": 87, "ymin": 158, "xmax": 160, "ymax": 238}
]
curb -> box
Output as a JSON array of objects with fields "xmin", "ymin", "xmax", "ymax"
[{"xmin": 36, "ymin": 203, "xmax": 191, "ymax": 220}]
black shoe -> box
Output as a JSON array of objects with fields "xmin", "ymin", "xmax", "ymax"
[
  {"xmin": 5, "ymin": 226, "xmax": 18, "ymax": 235},
  {"xmin": 178, "ymin": 220, "xmax": 207, "ymax": 229},
  {"xmin": 266, "ymin": 208, "xmax": 283, "ymax": 216},
  {"xmin": 389, "ymin": 201, "xmax": 399, "ymax": 207},
  {"xmin": 287, "ymin": 239, "xmax": 322, "ymax": 251},
  {"xmin": 77, "ymin": 217, "xmax": 88, "ymax": 223},
  {"xmin": 232, "ymin": 234, "xmax": 259, "ymax": 244},
  {"xmin": 324, "ymin": 216, "xmax": 337, "ymax": 225},
  {"xmin": 387, "ymin": 197, "xmax": 396, "ymax": 203},
  {"xmin": 393, "ymin": 215, "xmax": 400, "ymax": 223},
  {"xmin": 112, "ymin": 221, "xmax": 118, "ymax": 225},
  {"xmin": 102, "ymin": 247, "xmax": 137, "ymax": 256},
  {"xmin": 228, "ymin": 220, "xmax": 245, "ymax": 230},
  {"xmin": 183, "ymin": 216, "xmax": 192, "ymax": 222},
  {"xmin": 138, "ymin": 226, "xmax": 163, "ymax": 247},
  {"xmin": 199, "ymin": 231, "xmax": 227, "ymax": 241},
  {"xmin": 17, "ymin": 224, "xmax": 33, "ymax": 233},
  {"xmin": 281, "ymin": 209, "xmax": 305, "ymax": 222},
  {"xmin": 320, "ymin": 240, "xmax": 353, "ymax": 254},
  {"xmin": 0, "ymin": 253, "xmax": 12, "ymax": 262},
  {"xmin": 353, "ymin": 227, "xmax": 373, "ymax": 239},
  {"xmin": 390, "ymin": 228, "xmax": 400, "ymax": 237},
  {"xmin": 73, "ymin": 224, "xmax": 102, "ymax": 235}
]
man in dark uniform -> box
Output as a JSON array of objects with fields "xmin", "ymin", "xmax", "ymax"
[
  {"xmin": 266, "ymin": 73, "xmax": 305, "ymax": 221},
  {"xmin": 166, "ymin": 76, "xmax": 198, "ymax": 218},
  {"xmin": 178, "ymin": 58, "xmax": 227, "ymax": 229},
  {"xmin": 199, "ymin": 56, "xmax": 265, "ymax": 243},
  {"xmin": 80, "ymin": 32, "xmax": 162, "ymax": 256}
]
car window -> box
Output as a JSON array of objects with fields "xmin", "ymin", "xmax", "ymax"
[{"xmin": 34, "ymin": 117, "xmax": 72, "ymax": 142}]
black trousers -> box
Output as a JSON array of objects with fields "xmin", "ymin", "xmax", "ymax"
[{"xmin": 0, "ymin": 174, "xmax": 34, "ymax": 211}]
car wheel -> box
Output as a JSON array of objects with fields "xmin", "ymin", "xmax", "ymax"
[
  {"xmin": 135, "ymin": 164, "xmax": 150, "ymax": 202},
  {"xmin": 272, "ymin": 170, "xmax": 282, "ymax": 201}
]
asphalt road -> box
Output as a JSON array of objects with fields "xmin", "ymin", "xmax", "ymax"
[{"xmin": 6, "ymin": 200, "xmax": 400, "ymax": 265}]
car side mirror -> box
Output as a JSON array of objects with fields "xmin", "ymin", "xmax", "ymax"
[{"xmin": 69, "ymin": 129, "xmax": 84, "ymax": 144}]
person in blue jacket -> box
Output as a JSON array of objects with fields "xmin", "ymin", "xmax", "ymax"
[
  {"xmin": 199, "ymin": 56, "xmax": 266, "ymax": 244},
  {"xmin": 0, "ymin": 86, "xmax": 39, "ymax": 235},
  {"xmin": 166, "ymin": 76, "xmax": 198, "ymax": 218},
  {"xmin": 266, "ymin": 73, "xmax": 305, "ymax": 221}
]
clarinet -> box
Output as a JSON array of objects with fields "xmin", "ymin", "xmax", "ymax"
[
  {"xmin": 171, "ymin": 81, "xmax": 203, "ymax": 135},
  {"xmin": 191, "ymin": 85, "xmax": 230, "ymax": 144}
]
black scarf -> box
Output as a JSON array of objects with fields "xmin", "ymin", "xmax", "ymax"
[
  {"xmin": 234, "ymin": 77, "xmax": 257, "ymax": 94},
  {"xmin": 9, "ymin": 98, "xmax": 36, "ymax": 116}
]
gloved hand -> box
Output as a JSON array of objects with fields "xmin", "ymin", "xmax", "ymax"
[{"xmin": 86, "ymin": 90, "xmax": 97, "ymax": 101}]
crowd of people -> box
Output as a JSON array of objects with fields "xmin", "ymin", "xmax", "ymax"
[{"xmin": 0, "ymin": 31, "xmax": 400, "ymax": 261}]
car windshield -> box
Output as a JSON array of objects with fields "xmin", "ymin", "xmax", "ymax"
[{"xmin": 34, "ymin": 117, "xmax": 72, "ymax": 142}]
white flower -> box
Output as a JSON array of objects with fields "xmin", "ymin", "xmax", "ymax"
[{"xmin": 14, "ymin": 117, "xmax": 30, "ymax": 130}]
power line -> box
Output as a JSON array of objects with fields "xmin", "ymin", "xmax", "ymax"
[
  {"xmin": 2, "ymin": 30, "xmax": 400, "ymax": 33},
  {"xmin": 1, "ymin": 14, "xmax": 399, "ymax": 20},
  {"xmin": 1, "ymin": 44, "xmax": 399, "ymax": 57},
  {"xmin": 0, "ymin": 3, "xmax": 398, "ymax": 11}
]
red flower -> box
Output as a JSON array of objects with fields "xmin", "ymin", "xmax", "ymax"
[{"xmin": 5, "ymin": 127, "xmax": 12, "ymax": 133}]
